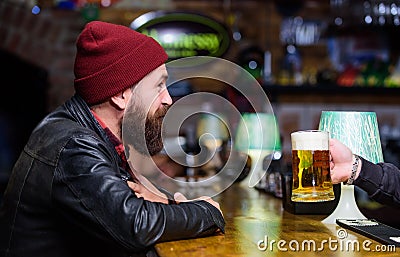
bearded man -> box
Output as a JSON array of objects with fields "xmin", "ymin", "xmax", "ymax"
[{"xmin": 0, "ymin": 21, "xmax": 224, "ymax": 257}]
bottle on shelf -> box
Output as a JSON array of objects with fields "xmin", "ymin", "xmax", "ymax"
[{"xmin": 278, "ymin": 44, "xmax": 303, "ymax": 86}]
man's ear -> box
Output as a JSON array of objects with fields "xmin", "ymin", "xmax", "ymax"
[{"xmin": 110, "ymin": 92, "xmax": 126, "ymax": 110}]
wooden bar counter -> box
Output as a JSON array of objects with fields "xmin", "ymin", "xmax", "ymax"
[{"xmin": 155, "ymin": 183, "xmax": 398, "ymax": 257}]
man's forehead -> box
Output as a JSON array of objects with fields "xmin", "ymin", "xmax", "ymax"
[
  {"xmin": 147, "ymin": 64, "xmax": 168, "ymax": 80},
  {"xmin": 158, "ymin": 64, "xmax": 168, "ymax": 77}
]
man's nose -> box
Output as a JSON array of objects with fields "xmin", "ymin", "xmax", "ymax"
[{"xmin": 161, "ymin": 88, "xmax": 173, "ymax": 106}]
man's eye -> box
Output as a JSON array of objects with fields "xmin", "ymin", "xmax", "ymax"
[{"xmin": 158, "ymin": 83, "xmax": 166, "ymax": 91}]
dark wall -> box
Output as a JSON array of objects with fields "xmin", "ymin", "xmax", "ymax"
[{"xmin": 0, "ymin": 49, "xmax": 48, "ymax": 198}]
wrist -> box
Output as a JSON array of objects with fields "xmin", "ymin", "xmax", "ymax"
[{"xmin": 345, "ymin": 154, "xmax": 360, "ymax": 185}]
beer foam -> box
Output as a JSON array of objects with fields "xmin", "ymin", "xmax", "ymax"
[{"xmin": 291, "ymin": 130, "xmax": 329, "ymax": 150}]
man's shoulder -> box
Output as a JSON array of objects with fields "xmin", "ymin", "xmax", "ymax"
[{"xmin": 25, "ymin": 107, "xmax": 101, "ymax": 163}]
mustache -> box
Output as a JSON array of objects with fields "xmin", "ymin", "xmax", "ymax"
[{"xmin": 154, "ymin": 105, "xmax": 170, "ymax": 119}]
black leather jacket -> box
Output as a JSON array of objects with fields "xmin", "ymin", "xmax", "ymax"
[
  {"xmin": 0, "ymin": 95, "xmax": 224, "ymax": 257},
  {"xmin": 355, "ymin": 156, "xmax": 400, "ymax": 207}
]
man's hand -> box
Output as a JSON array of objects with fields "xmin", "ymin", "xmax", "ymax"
[
  {"xmin": 174, "ymin": 192, "xmax": 223, "ymax": 216},
  {"xmin": 127, "ymin": 175, "xmax": 223, "ymax": 215},
  {"xmin": 329, "ymin": 138, "xmax": 362, "ymax": 184},
  {"xmin": 127, "ymin": 180, "xmax": 168, "ymax": 204}
]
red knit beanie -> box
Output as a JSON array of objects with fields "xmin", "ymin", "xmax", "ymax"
[{"xmin": 74, "ymin": 21, "xmax": 168, "ymax": 105}]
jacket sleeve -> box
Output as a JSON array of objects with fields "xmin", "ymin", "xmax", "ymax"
[
  {"xmin": 53, "ymin": 134, "xmax": 225, "ymax": 252},
  {"xmin": 354, "ymin": 156, "xmax": 400, "ymax": 207}
]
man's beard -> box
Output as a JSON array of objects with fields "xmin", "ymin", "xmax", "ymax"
[
  {"xmin": 124, "ymin": 104, "xmax": 169, "ymax": 157},
  {"xmin": 144, "ymin": 105, "xmax": 169, "ymax": 156}
]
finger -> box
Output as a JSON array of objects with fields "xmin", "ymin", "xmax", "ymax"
[
  {"xmin": 195, "ymin": 196, "xmax": 210, "ymax": 201},
  {"xmin": 330, "ymin": 161, "xmax": 334, "ymax": 170},
  {"xmin": 329, "ymin": 138, "xmax": 337, "ymax": 148},
  {"xmin": 127, "ymin": 181, "xmax": 135, "ymax": 188},
  {"xmin": 174, "ymin": 192, "xmax": 187, "ymax": 203},
  {"xmin": 127, "ymin": 181, "xmax": 140, "ymax": 192}
]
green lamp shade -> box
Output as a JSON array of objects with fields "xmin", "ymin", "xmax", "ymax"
[
  {"xmin": 196, "ymin": 113, "xmax": 229, "ymax": 142},
  {"xmin": 235, "ymin": 112, "xmax": 281, "ymax": 152},
  {"xmin": 319, "ymin": 111, "xmax": 383, "ymax": 164}
]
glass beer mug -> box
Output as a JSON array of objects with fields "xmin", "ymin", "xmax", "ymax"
[{"xmin": 291, "ymin": 130, "xmax": 335, "ymax": 202}]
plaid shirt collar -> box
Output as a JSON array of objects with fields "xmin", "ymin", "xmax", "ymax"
[{"xmin": 91, "ymin": 110, "xmax": 133, "ymax": 178}]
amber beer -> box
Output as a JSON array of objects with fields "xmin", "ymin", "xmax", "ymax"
[{"xmin": 291, "ymin": 130, "xmax": 335, "ymax": 202}]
